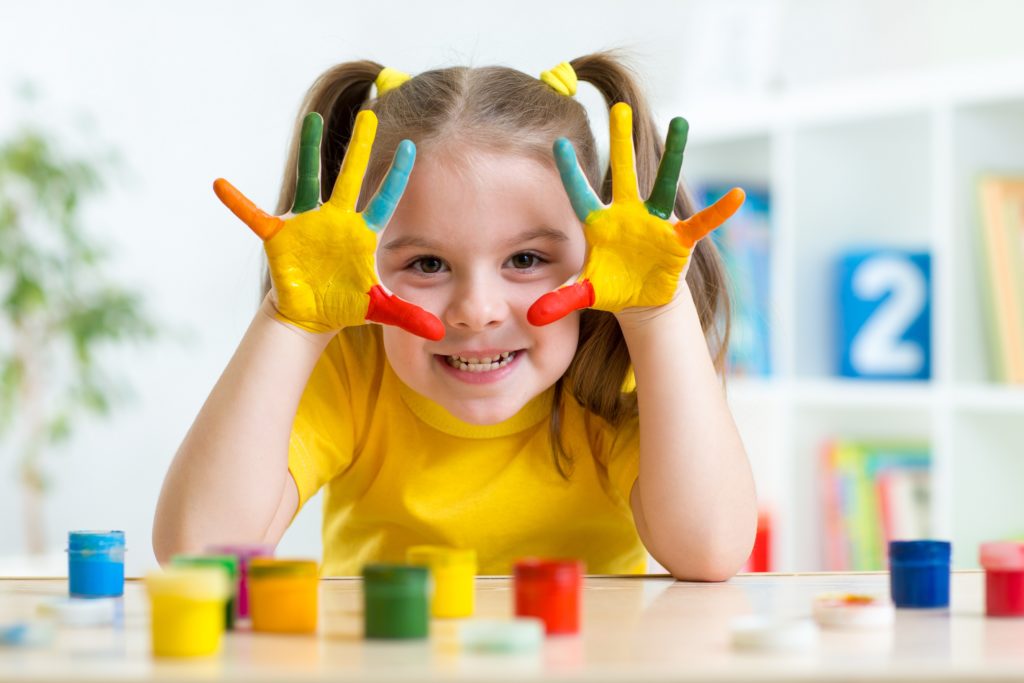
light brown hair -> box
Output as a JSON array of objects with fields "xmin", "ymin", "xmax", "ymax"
[{"xmin": 265, "ymin": 52, "xmax": 731, "ymax": 476}]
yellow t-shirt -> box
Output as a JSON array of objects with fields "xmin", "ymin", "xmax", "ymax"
[{"xmin": 287, "ymin": 325, "xmax": 644, "ymax": 576}]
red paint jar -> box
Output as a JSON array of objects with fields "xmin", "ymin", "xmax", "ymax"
[
  {"xmin": 979, "ymin": 542, "xmax": 1024, "ymax": 617},
  {"xmin": 513, "ymin": 559, "xmax": 583, "ymax": 635}
]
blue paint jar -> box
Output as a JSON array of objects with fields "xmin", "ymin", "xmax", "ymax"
[
  {"xmin": 889, "ymin": 540, "xmax": 951, "ymax": 608},
  {"xmin": 67, "ymin": 531, "xmax": 125, "ymax": 598}
]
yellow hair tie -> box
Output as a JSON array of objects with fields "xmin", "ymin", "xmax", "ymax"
[
  {"xmin": 375, "ymin": 67, "xmax": 411, "ymax": 96},
  {"xmin": 539, "ymin": 61, "xmax": 577, "ymax": 97}
]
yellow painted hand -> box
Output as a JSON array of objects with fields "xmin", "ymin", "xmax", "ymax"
[
  {"xmin": 213, "ymin": 111, "xmax": 444, "ymax": 339},
  {"xmin": 528, "ymin": 102, "xmax": 745, "ymax": 325}
]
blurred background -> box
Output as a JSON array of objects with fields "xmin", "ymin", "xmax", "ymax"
[{"xmin": 2, "ymin": 0, "xmax": 1023, "ymax": 577}]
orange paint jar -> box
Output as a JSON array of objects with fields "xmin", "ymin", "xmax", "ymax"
[{"xmin": 248, "ymin": 559, "xmax": 319, "ymax": 633}]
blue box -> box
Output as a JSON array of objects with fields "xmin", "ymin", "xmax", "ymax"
[{"xmin": 837, "ymin": 250, "xmax": 931, "ymax": 380}]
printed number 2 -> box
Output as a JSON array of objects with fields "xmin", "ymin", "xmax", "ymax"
[{"xmin": 850, "ymin": 256, "xmax": 926, "ymax": 375}]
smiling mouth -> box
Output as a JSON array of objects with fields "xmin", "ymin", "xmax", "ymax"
[{"xmin": 443, "ymin": 351, "xmax": 518, "ymax": 373}]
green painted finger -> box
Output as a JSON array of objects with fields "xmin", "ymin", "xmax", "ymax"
[
  {"xmin": 291, "ymin": 112, "xmax": 323, "ymax": 214},
  {"xmin": 645, "ymin": 117, "xmax": 688, "ymax": 220}
]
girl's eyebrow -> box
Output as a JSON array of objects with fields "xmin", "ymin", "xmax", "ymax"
[{"xmin": 382, "ymin": 227, "xmax": 569, "ymax": 252}]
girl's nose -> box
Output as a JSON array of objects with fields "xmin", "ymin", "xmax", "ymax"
[{"xmin": 444, "ymin": 277, "xmax": 510, "ymax": 331}]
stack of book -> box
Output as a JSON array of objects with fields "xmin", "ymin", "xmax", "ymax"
[
  {"xmin": 820, "ymin": 440, "xmax": 931, "ymax": 571},
  {"xmin": 977, "ymin": 175, "xmax": 1024, "ymax": 383}
]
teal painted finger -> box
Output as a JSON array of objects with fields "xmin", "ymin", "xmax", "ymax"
[
  {"xmin": 292, "ymin": 112, "xmax": 323, "ymax": 214},
  {"xmin": 364, "ymin": 139, "xmax": 416, "ymax": 232},
  {"xmin": 553, "ymin": 138, "xmax": 602, "ymax": 222},
  {"xmin": 645, "ymin": 117, "xmax": 688, "ymax": 220}
]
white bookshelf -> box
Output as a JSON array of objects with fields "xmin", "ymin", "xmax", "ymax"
[{"xmin": 674, "ymin": 60, "xmax": 1024, "ymax": 572}]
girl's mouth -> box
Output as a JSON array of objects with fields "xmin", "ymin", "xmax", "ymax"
[{"xmin": 443, "ymin": 350, "xmax": 517, "ymax": 373}]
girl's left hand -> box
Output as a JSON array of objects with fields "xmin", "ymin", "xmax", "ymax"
[{"xmin": 528, "ymin": 102, "xmax": 745, "ymax": 325}]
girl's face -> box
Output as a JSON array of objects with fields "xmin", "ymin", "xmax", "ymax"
[{"xmin": 376, "ymin": 148, "xmax": 587, "ymax": 425}]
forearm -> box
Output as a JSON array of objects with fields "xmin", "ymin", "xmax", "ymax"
[
  {"xmin": 153, "ymin": 295, "xmax": 334, "ymax": 562},
  {"xmin": 619, "ymin": 284, "xmax": 757, "ymax": 582}
]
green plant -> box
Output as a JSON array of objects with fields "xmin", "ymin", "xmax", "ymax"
[{"xmin": 0, "ymin": 105, "xmax": 157, "ymax": 554}]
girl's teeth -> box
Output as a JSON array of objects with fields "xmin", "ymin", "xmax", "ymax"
[{"xmin": 446, "ymin": 351, "xmax": 517, "ymax": 372}]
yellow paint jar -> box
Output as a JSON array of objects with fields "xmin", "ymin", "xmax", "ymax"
[
  {"xmin": 406, "ymin": 546, "xmax": 476, "ymax": 618},
  {"xmin": 248, "ymin": 559, "xmax": 319, "ymax": 633},
  {"xmin": 145, "ymin": 567, "xmax": 229, "ymax": 658}
]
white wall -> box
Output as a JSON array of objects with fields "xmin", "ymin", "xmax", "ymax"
[{"xmin": 1, "ymin": 0, "xmax": 1023, "ymax": 576}]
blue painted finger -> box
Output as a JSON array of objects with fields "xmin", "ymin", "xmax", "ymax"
[
  {"xmin": 553, "ymin": 137, "xmax": 602, "ymax": 223},
  {"xmin": 364, "ymin": 139, "xmax": 416, "ymax": 232}
]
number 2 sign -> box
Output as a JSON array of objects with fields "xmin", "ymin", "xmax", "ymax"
[{"xmin": 837, "ymin": 250, "xmax": 932, "ymax": 380}]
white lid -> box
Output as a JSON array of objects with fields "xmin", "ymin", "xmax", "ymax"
[
  {"xmin": 37, "ymin": 597, "xmax": 118, "ymax": 627},
  {"xmin": 812, "ymin": 593, "xmax": 895, "ymax": 629},
  {"xmin": 730, "ymin": 616, "xmax": 819, "ymax": 653},
  {"xmin": 458, "ymin": 618, "xmax": 545, "ymax": 653}
]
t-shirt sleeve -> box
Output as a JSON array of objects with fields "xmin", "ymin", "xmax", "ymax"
[{"xmin": 287, "ymin": 326, "xmax": 379, "ymax": 510}]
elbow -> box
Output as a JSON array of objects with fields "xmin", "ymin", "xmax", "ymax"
[{"xmin": 663, "ymin": 551, "xmax": 746, "ymax": 583}]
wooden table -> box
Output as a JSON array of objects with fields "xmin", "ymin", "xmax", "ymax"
[{"xmin": 1, "ymin": 571, "xmax": 1022, "ymax": 682}]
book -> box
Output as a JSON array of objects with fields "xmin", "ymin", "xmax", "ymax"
[
  {"xmin": 697, "ymin": 183, "xmax": 772, "ymax": 377},
  {"xmin": 977, "ymin": 175, "xmax": 1024, "ymax": 383},
  {"xmin": 820, "ymin": 440, "xmax": 931, "ymax": 571}
]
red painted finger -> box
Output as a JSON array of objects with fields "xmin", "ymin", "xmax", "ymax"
[
  {"xmin": 365, "ymin": 285, "xmax": 445, "ymax": 341},
  {"xmin": 213, "ymin": 178, "xmax": 284, "ymax": 241},
  {"xmin": 527, "ymin": 280, "xmax": 595, "ymax": 326}
]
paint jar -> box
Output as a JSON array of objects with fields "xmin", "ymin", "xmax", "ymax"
[
  {"xmin": 248, "ymin": 559, "xmax": 318, "ymax": 633},
  {"xmin": 171, "ymin": 554, "xmax": 239, "ymax": 629},
  {"xmin": 205, "ymin": 543, "xmax": 274, "ymax": 620},
  {"xmin": 514, "ymin": 558, "xmax": 584, "ymax": 635},
  {"xmin": 979, "ymin": 541, "xmax": 1024, "ymax": 617},
  {"xmin": 406, "ymin": 546, "xmax": 476, "ymax": 618},
  {"xmin": 362, "ymin": 564, "xmax": 429, "ymax": 639},
  {"xmin": 67, "ymin": 531, "xmax": 125, "ymax": 598},
  {"xmin": 888, "ymin": 540, "xmax": 951, "ymax": 608},
  {"xmin": 145, "ymin": 567, "xmax": 229, "ymax": 658}
]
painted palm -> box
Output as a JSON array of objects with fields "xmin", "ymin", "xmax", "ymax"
[
  {"xmin": 528, "ymin": 103, "xmax": 746, "ymax": 325},
  {"xmin": 213, "ymin": 110, "xmax": 444, "ymax": 340}
]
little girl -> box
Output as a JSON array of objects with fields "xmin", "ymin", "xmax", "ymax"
[{"xmin": 153, "ymin": 52, "xmax": 757, "ymax": 580}]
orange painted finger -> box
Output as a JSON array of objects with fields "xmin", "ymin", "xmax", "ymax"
[
  {"xmin": 675, "ymin": 187, "xmax": 745, "ymax": 247},
  {"xmin": 213, "ymin": 178, "xmax": 284, "ymax": 241},
  {"xmin": 328, "ymin": 109, "xmax": 378, "ymax": 212},
  {"xmin": 609, "ymin": 103, "xmax": 641, "ymax": 205}
]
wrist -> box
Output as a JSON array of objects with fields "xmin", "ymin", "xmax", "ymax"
[
  {"xmin": 258, "ymin": 293, "xmax": 338, "ymax": 348},
  {"xmin": 614, "ymin": 279, "xmax": 694, "ymax": 334}
]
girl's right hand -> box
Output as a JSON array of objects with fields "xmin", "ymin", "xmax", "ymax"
[{"xmin": 213, "ymin": 110, "xmax": 445, "ymax": 340}]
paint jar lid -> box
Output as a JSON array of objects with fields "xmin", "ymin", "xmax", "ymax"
[
  {"xmin": 205, "ymin": 543, "xmax": 275, "ymax": 561},
  {"xmin": 730, "ymin": 615, "xmax": 819, "ymax": 653},
  {"xmin": 812, "ymin": 593, "xmax": 894, "ymax": 629},
  {"xmin": 406, "ymin": 545, "xmax": 477, "ymax": 570},
  {"xmin": 145, "ymin": 567, "xmax": 230, "ymax": 601},
  {"xmin": 513, "ymin": 558, "xmax": 584, "ymax": 584},
  {"xmin": 248, "ymin": 558, "xmax": 318, "ymax": 579},
  {"xmin": 979, "ymin": 542, "xmax": 1024, "ymax": 571},
  {"xmin": 888, "ymin": 540, "xmax": 951, "ymax": 563},
  {"xmin": 37, "ymin": 597, "xmax": 119, "ymax": 627},
  {"xmin": 363, "ymin": 564, "xmax": 428, "ymax": 593},
  {"xmin": 171, "ymin": 554, "xmax": 240, "ymax": 580},
  {"xmin": 457, "ymin": 618, "xmax": 544, "ymax": 653},
  {"xmin": 67, "ymin": 531, "xmax": 125, "ymax": 552}
]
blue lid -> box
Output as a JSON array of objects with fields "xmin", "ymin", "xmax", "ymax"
[
  {"xmin": 889, "ymin": 540, "xmax": 950, "ymax": 562},
  {"xmin": 68, "ymin": 531, "xmax": 125, "ymax": 552}
]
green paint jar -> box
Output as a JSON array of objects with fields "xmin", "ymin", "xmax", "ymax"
[
  {"xmin": 362, "ymin": 564, "xmax": 428, "ymax": 639},
  {"xmin": 170, "ymin": 554, "xmax": 240, "ymax": 630}
]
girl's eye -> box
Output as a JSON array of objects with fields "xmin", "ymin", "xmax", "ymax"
[
  {"xmin": 410, "ymin": 256, "xmax": 446, "ymax": 274},
  {"xmin": 508, "ymin": 252, "xmax": 543, "ymax": 270}
]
